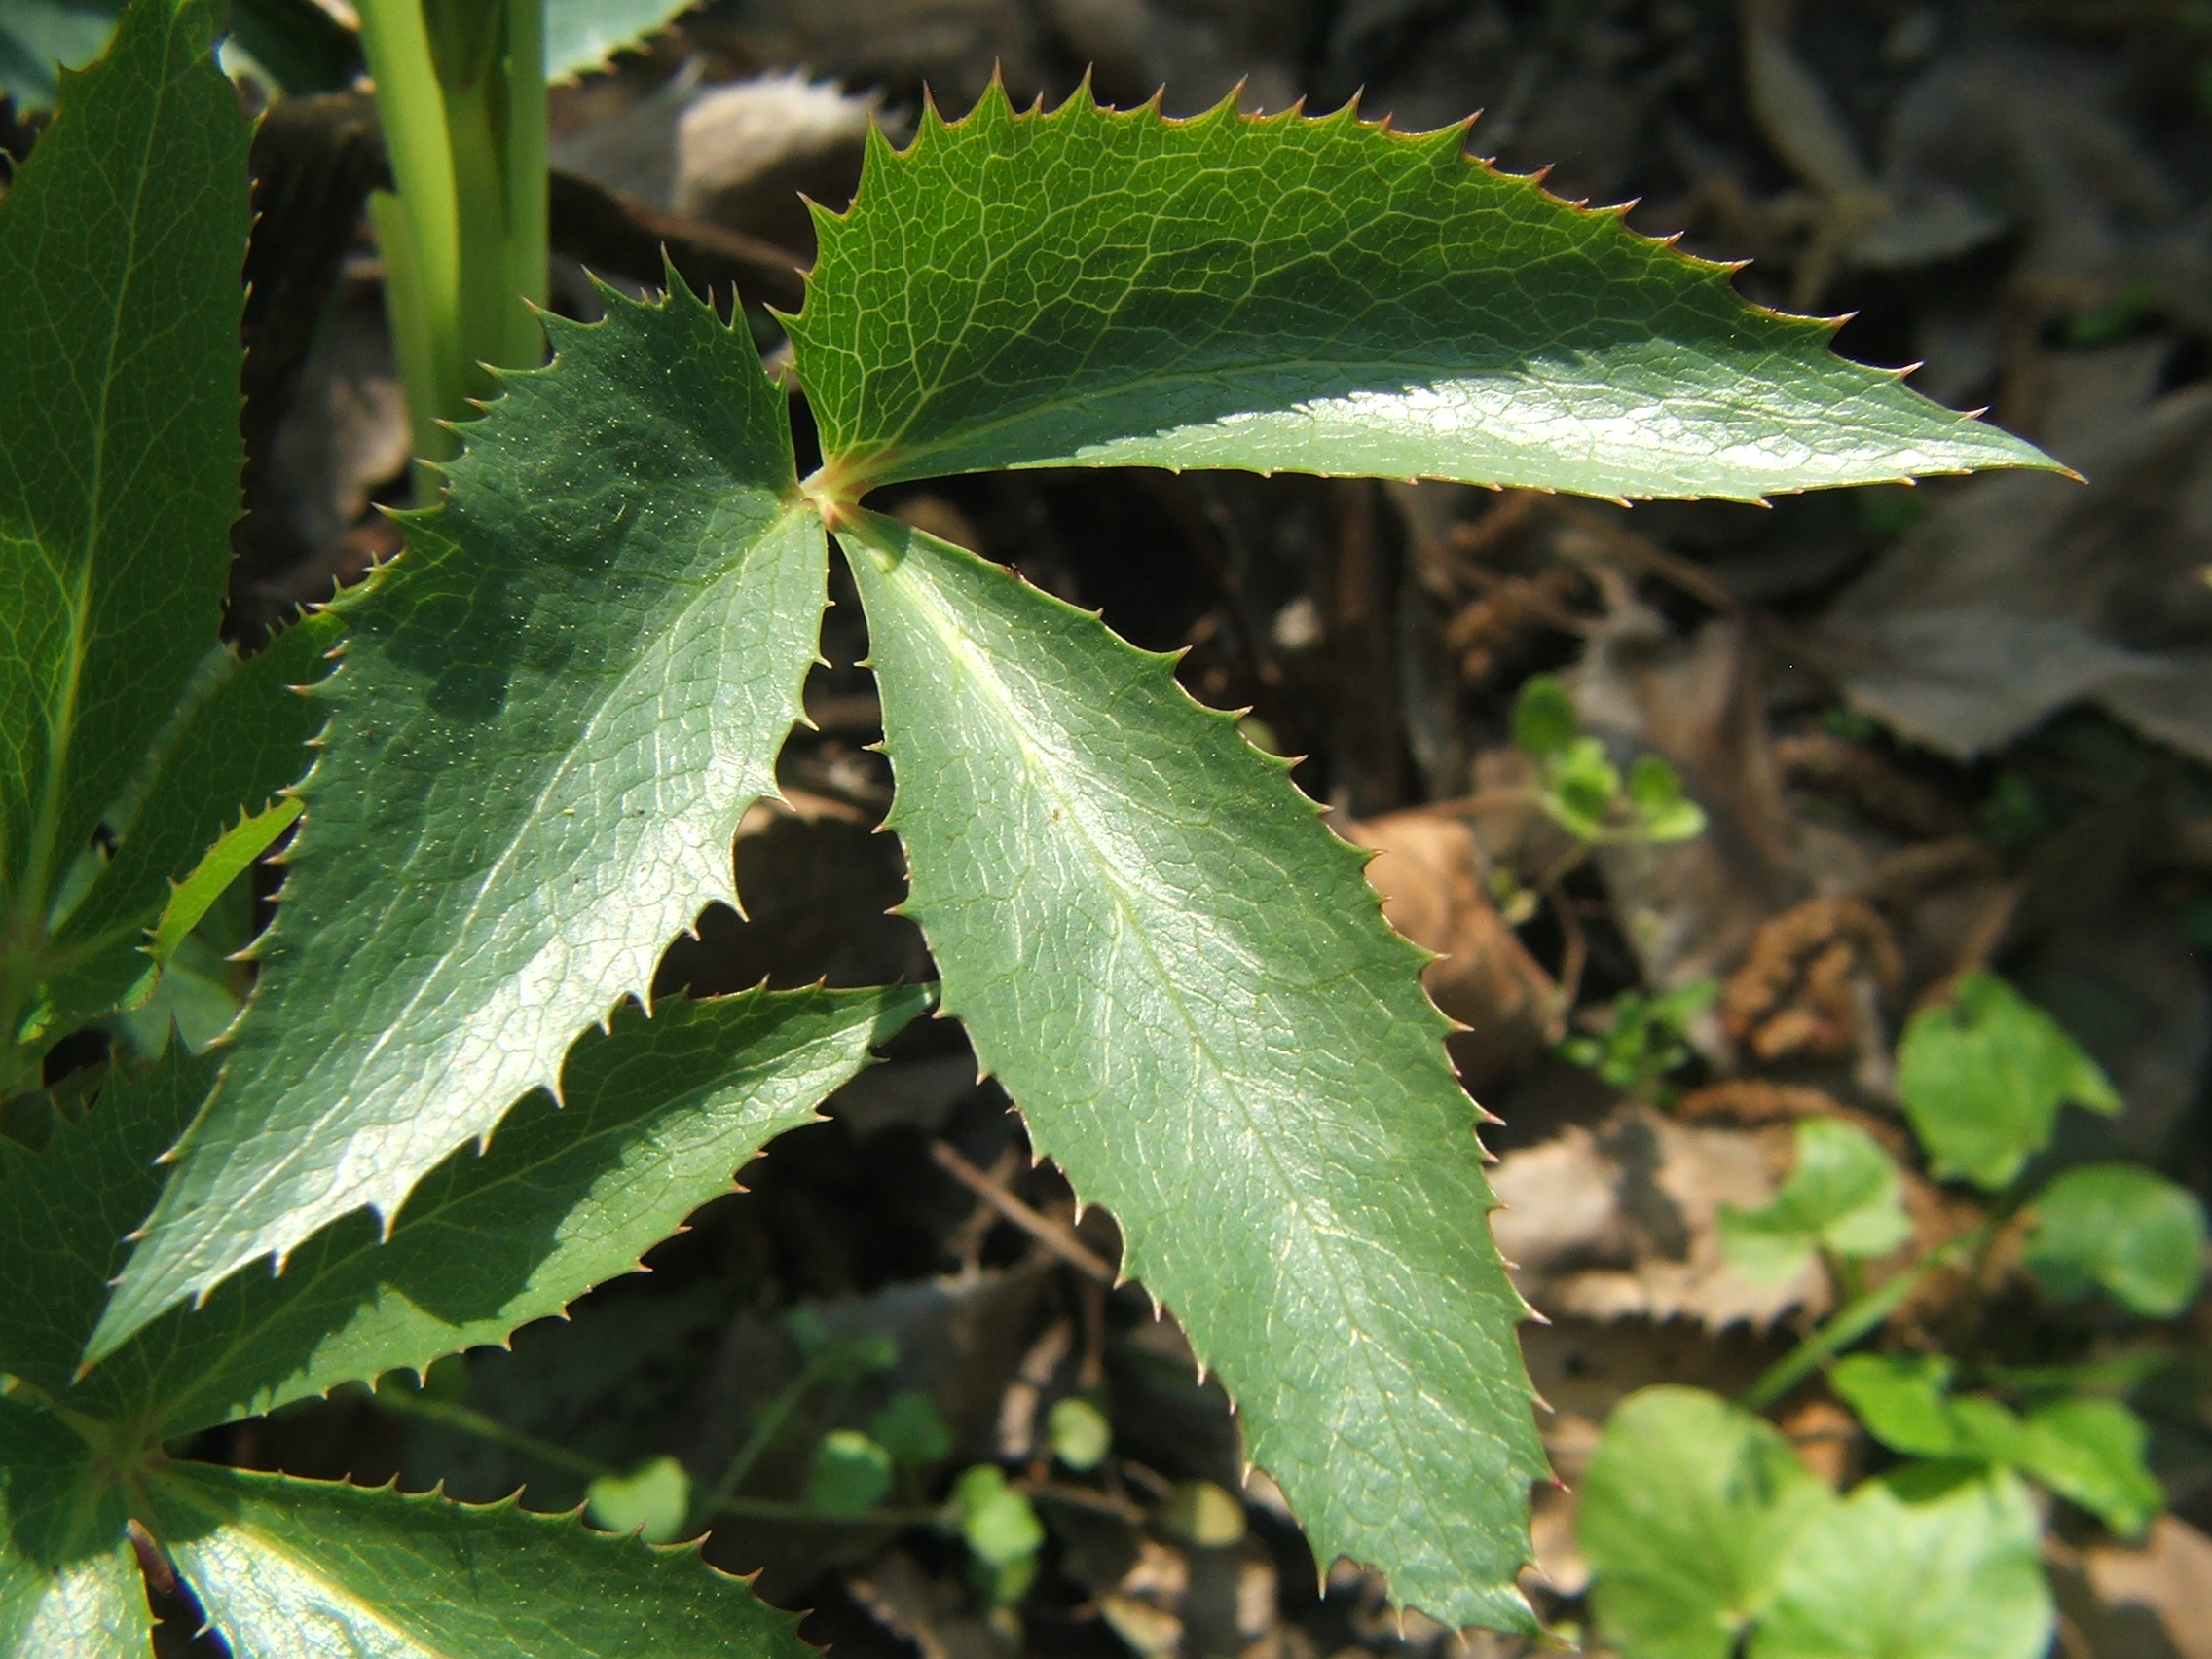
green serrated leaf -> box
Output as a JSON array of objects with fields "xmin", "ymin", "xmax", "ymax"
[
  {"xmin": 0, "ymin": 1396, "xmax": 145, "ymax": 1659},
  {"xmin": 43, "ymin": 613, "xmax": 336, "ymax": 1030},
  {"xmin": 0, "ymin": 0, "xmax": 248, "ymax": 1054},
  {"xmin": 545, "ymin": 0, "xmax": 694, "ymax": 80},
  {"xmin": 789, "ymin": 83, "xmax": 2054, "ymax": 502},
  {"xmin": 91, "ymin": 281, "xmax": 828, "ymax": 1362},
  {"xmin": 80, "ymin": 985, "xmax": 924, "ymax": 1434},
  {"xmin": 839, "ymin": 509, "xmax": 1544, "ymax": 1631},
  {"xmin": 1580, "ymin": 1386, "xmax": 1832, "ymax": 1659},
  {"xmin": 0, "ymin": 1046, "xmax": 214, "ymax": 1399},
  {"xmin": 1759, "ymin": 1467, "xmax": 2050, "ymax": 1659},
  {"xmin": 144, "ymin": 1463, "xmax": 813, "ymax": 1659},
  {"xmin": 1897, "ymin": 973, "xmax": 2120, "ymax": 1189},
  {"xmin": 1719, "ymin": 1118, "xmax": 1911, "ymax": 1284},
  {"xmin": 2023, "ymin": 1161, "xmax": 2208, "ymax": 1318}
]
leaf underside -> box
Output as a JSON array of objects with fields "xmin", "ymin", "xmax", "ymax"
[
  {"xmin": 843, "ymin": 513, "xmax": 1545, "ymax": 1632},
  {"xmin": 148, "ymin": 1465, "xmax": 815, "ymax": 1659},
  {"xmin": 789, "ymin": 82, "xmax": 2054, "ymax": 502},
  {"xmin": 90, "ymin": 282, "xmax": 826, "ymax": 1362},
  {"xmin": 0, "ymin": 0, "xmax": 247, "ymax": 977}
]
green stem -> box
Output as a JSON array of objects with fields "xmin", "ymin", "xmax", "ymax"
[
  {"xmin": 500, "ymin": 0, "xmax": 548, "ymax": 366},
  {"xmin": 692, "ymin": 1355, "xmax": 830, "ymax": 1525},
  {"xmin": 372, "ymin": 1388, "xmax": 611, "ymax": 1482},
  {"xmin": 1743, "ymin": 1223, "xmax": 1991, "ymax": 1412},
  {"xmin": 357, "ymin": 0, "xmax": 462, "ymax": 459}
]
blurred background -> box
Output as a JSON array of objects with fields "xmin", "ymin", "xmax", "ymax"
[{"xmin": 13, "ymin": 2, "xmax": 2210, "ymax": 1655}]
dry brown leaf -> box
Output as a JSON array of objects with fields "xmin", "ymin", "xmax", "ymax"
[
  {"xmin": 1720, "ymin": 897, "xmax": 1902, "ymax": 1067},
  {"xmin": 1346, "ymin": 808, "xmax": 1557, "ymax": 1092}
]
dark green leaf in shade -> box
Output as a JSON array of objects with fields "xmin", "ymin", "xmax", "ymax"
[
  {"xmin": 807, "ymin": 1432, "xmax": 894, "ymax": 1515},
  {"xmin": 91, "ymin": 282, "xmax": 828, "ymax": 1362},
  {"xmin": 0, "ymin": 0, "xmax": 248, "ymax": 1040},
  {"xmin": 42, "ymin": 612, "xmax": 337, "ymax": 1032},
  {"xmin": 2023, "ymin": 1162, "xmax": 2208, "ymax": 1318},
  {"xmin": 1718, "ymin": 1119, "xmax": 1911, "ymax": 1284},
  {"xmin": 1510, "ymin": 675, "xmax": 1577, "ymax": 759},
  {"xmin": 143, "ymin": 1463, "xmax": 816, "ymax": 1659},
  {"xmin": 870, "ymin": 1391, "xmax": 953, "ymax": 1469},
  {"xmin": 1896, "ymin": 973, "xmax": 2119, "ymax": 1190},
  {"xmin": 1758, "ymin": 1467, "xmax": 2050, "ymax": 1659},
  {"xmin": 0, "ymin": 1047, "xmax": 213, "ymax": 1398},
  {"xmin": 840, "ymin": 510, "xmax": 1545, "ymax": 1632},
  {"xmin": 0, "ymin": 1396, "xmax": 145, "ymax": 1659},
  {"xmin": 788, "ymin": 84, "xmax": 2054, "ymax": 502},
  {"xmin": 84, "ymin": 986, "xmax": 926, "ymax": 1434},
  {"xmin": 1579, "ymin": 1386, "xmax": 1831, "ymax": 1659}
]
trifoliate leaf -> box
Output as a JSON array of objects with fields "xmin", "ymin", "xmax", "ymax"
[
  {"xmin": 0, "ymin": 1396, "xmax": 145, "ymax": 1659},
  {"xmin": 0, "ymin": 1047, "xmax": 213, "ymax": 1398},
  {"xmin": 1719, "ymin": 1118, "xmax": 1911, "ymax": 1285},
  {"xmin": 0, "ymin": 0, "xmax": 247, "ymax": 1047},
  {"xmin": 92, "ymin": 281, "xmax": 828, "ymax": 1362},
  {"xmin": 83, "ymin": 986, "xmax": 925, "ymax": 1434},
  {"xmin": 1897, "ymin": 973, "xmax": 2119, "ymax": 1189},
  {"xmin": 1580, "ymin": 1386, "xmax": 1832, "ymax": 1659},
  {"xmin": 841, "ymin": 510, "xmax": 1545, "ymax": 1631},
  {"xmin": 587, "ymin": 1456, "xmax": 693, "ymax": 1543},
  {"xmin": 144, "ymin": 1464, "xmax": 814, "ymax": 1659},
  {"xmin": 808, "ymin": 1432, "xmax": 895, "ymax": 1515},
  {"xmin": 1759, "ymin": 1467, "xmax": 2050, "ymax": 1659},
  {"xmin": 2023, "ymin": 1162, "xmax": 2207, "ymax": 1318},
  {"xmin": 790, "ymin": 83, "xmax": 2053, "ymax": 502}
]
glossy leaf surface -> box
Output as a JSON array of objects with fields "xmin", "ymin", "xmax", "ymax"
[
  {"xmin": 148, "ymin": 1466, "xmax": 814, "ymax": 1659},
  {"xmin": 791, "ymin": 85, "xmax": 2052, "ymax": 502},
  {"xmin": 93, "ymin": 285, "xmax": 826, "ymax": 1360},
  {"xmin": 842, "ymin": 511, "xmax": 1544, "ymax": 1630},
  {"xmin": 0, "ymin": 0, "xmax": 246, "ymax": 1040},
  {"xmin": 83, "ymin": 986, "xmax": 924, "ymax": 1432}
]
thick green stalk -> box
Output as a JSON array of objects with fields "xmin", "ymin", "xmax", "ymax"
[
  {"xmin": 357, "ymin": 0, "xmax": 461, "ymax": 461},
  {"xmin": 500, "ymin": 0, "xmax": 548, "ymax": 365}
]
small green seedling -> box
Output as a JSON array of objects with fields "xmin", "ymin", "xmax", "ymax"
[
  {"xmin": 1561, "ymin": 977, "xmax": 1719, "ymax": 1093},
  {"xmin": 1513, "ymin": 675, "xmax": 1708, "ymax": 845}
]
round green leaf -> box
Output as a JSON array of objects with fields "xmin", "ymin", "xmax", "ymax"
[{"xmin": 2024, "ymin": 1162, "xmax": 2207, "ymax": 1318}]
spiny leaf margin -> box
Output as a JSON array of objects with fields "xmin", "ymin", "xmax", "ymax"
[
  {"xmin": 90, "ymin": 275, "xmax": 828, "ymax": 1363},
  {"xmin": 841, "ymin": 511, "xmax": 1546, "ymax": 1632},
  {"xmin": 789, "ymin": 79, "xmax": 2054, "ymax": 504}
]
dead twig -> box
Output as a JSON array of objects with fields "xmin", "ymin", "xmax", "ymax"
[{"xmin": 931, "ymin": 1141, "xmax": 1117, "ymax": 1285}]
